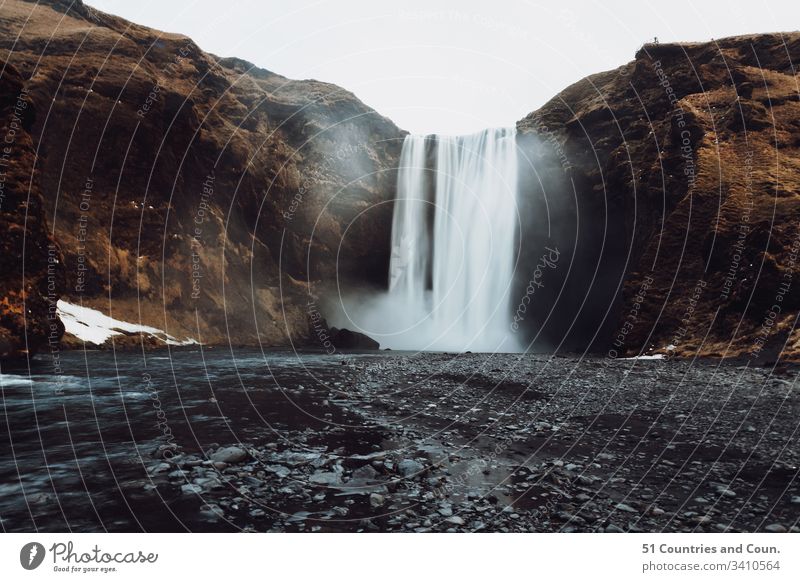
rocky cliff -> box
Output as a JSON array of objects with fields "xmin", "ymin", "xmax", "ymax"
[
  {"xmin": 0, "ymin": 60, "xmax": 64, "ymax": 359},
  {"xmin": 0, "ymin": 0, "xmax": 403, "ymax": 349},
  {"xmin": 2, "ymin": 0, "xmax": 798, "ymax": 361},
  {"xmin": 516, "ymin": 32, "xmax": 800, "ymax": 361}
]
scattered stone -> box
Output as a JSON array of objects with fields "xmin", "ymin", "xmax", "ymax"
[
  {"xmin": 351, "ymin": 465, "xmax": 379, "ymax": 483},
  {"xmin": 309, "ymin": 472, "xmax": 341, "ymax": 486},
  {"xmin": 148, "ymin": 462, "xmax": 171, "ymax": 475},
  {"xmin": 764, "ymin": 524, "xmax": 787, "ymax": 533},
  {"xmin": 265, "ymin": 464, "xmax": 291, "ymax": 479},
  {"xmin": 194, "ymin": 477, "xmax": 223, "ymax": 491},
  {"xmin": 209, "ymin": 446, "xmax": 248, "ymax": 464},
  {"xmin": 397, "ymin": 459, "xmax": 424, "ymax": 477},
  {"xmin": 693, "ymin": 515, "xmax": 713, "ymax": 525},
  {"xmin": 715, "ymin": 487, "xmax": 736, "ymax": 498}
]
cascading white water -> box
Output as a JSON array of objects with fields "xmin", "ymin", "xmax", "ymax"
[
  {"xmin": 384, "ymin": 127, "xmax": 519, "ymax": 351},
  {"xmin": 389, "ymin": 134, "xmax": 430, "ymax": 314}
]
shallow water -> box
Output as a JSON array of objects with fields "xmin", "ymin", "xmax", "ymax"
[
  {"xmin": 2, "ymin": 348, "xmax": 798, "ymax": 533},
  {"xmin": 0, "ymin": 348, "xmax": 380, "ymax": 532}
]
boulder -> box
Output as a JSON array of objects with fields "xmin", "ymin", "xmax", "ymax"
[
  {"xmin": 209, "ymin": 446, "xmax": 249, "ymax": 464},
  {"xmin": 330, "ymin": 327, "xmax": 380, "ymax": 350}
]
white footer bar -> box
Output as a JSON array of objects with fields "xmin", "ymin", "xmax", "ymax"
[{"xmin": 1, "ymin": 533, "xmax": 797, "ymax": 581}]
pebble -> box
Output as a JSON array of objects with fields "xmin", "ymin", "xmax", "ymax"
[
  {"xmin": 715, "ymin": 487, "xmax": 736, "ymax": 498},
  {"xmin": 135, "ymin": 353, "xmax": 800, "ymax": 534},
  {"xmin": 264, "ymin": 464, "xmax": 291, "ymax": 479},
  {"xmin": 309, "ymin": 471, "xmax": 341, "ymax": 486},
  {"xmin": 194, "ymin": 477, "xmax": 222, "ymax": 491},
  {"xmin": 397, "ymin": 459, "xmax": 424, "ymax": 477},
  {"xmin": 693, "ymin": 515, "xmax": 713, "ymax": 525},
  {"xmin": 351, "ymin": 465, "xmax": 379, "ymax": 482},
  {"xmin": 209, "ymin": 446, "xmax": 248, "ymax": 464},
  {"xmin": 148, "ymin": 462, "xmax": 171, "ymax": 475}
]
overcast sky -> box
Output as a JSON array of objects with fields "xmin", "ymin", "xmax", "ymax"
[{"xmin": 86, "ymin": 0, "xmax": 797, "ymax": 135}]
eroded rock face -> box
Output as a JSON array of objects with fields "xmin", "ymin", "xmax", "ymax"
[
  {"xmin": 2, "ymin": 0, "xmax": 798, "ymax": 360},
  {"xmin": 0, "ymin": 61, "xmax": 64, "ymax": 359},
  {"xmin": 0, "ymin": 0, "xmax": 403, "ymax": 348},
  {"xmin": 516, "ymin": 33, "xmax": 800, "ymax": 360},
  {"xmin": 329, "ymin": 327, "xmax": 380, "ymax": 351}
]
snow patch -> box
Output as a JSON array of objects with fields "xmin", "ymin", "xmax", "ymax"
[{"xmin": 57, "ymin": 300, "xmax": 197, "ymax": 346}]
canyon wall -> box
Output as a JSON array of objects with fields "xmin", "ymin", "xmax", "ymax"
[
  {"xmin": 0, "ymin": 0, "xmax": 403, "ymax": 349},
  {"xmin": 0, "ymin": 60, "xmax": 64, "ymax": 359},
  {"xmin": 2, "ymin": 0, "xmax": 798, "ymax": 361},
  {"xmin": 516, "ymin": 33, "xmax": 800, "ymax": 360}
]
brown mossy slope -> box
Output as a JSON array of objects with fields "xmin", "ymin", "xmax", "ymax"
[
  {"xmin": 518, "ymin": 33, "xmax": 800, "ymax": 361},
  {"xmin": 0, "ymin": 0, "xmax": 403, "ymax": 348},
  {"xmin": 0, "ymin": 61, "xmax": 64, "ymax": 358}
]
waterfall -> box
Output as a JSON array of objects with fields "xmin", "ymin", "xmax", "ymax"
[{"xmin": 385, "ymin": 127, "xmax": 519, "ymax": 351}]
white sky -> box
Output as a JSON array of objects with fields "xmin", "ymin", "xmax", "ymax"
[{"xmin": 86, "ymin": 0, "xmax": 797, "ymax": 135}]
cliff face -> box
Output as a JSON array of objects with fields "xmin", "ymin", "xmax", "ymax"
[
  {"xmin": 517, "ymin": 33, "xmax": 800, "ymax": 360},
  {"xmin": 2, "ymin": 0, "xmax": 797, "ymax": 360},
  {"xmin": 0, "ymin": 0, "xmax": 403, "ymax": 348},
  {"xmin": 0, "ymin": 61, "xmax": 64, "ymax": 359}
]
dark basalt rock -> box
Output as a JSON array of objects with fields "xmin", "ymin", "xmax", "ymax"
[
  {"xmin": 329, "ymin": 327, "xmax": 380, "ymax": 350},
  {"xmin": 516, "ymin": 32, "xmax": 800, "ymax": 360},
  {"xmin": 2, "ymin": 0, "xmax": 798, "ymax": 361},
  {"xmin": 0, "ymin": 61, "xmax": 65, "ymax": 359},
  {"xmin": 0, "ymin": 0, "xmax": 404, "ymax": 350}
]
